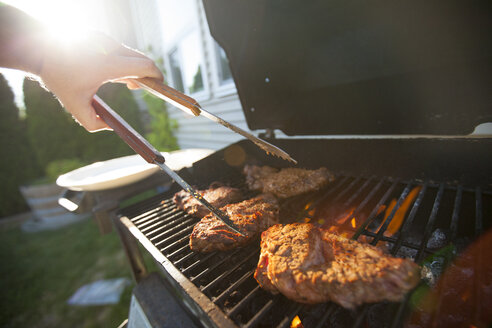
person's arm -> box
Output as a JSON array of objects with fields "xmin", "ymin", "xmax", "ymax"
[
  {"xmin": 0, "ymin": 4, "xmax": 163, "ymax": 132},
  {"xmin": 0, "ymin": 4, "xmax": 45, "ymax": 74}
]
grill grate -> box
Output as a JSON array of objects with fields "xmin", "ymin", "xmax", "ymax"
[{"xmin": 119, "ymin": 173, "xmax": 491, "ymax": 328}]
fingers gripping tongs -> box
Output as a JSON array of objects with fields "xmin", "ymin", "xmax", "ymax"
[{"xmin": 91, "ymin": 96, "xmax": 243, "ymax": 234}]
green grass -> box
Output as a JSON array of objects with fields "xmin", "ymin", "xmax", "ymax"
[{"xmin": 0, "ymin": 218, "xmax": 134, "ymax": 328}]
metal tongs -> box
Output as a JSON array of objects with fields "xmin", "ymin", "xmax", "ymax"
[
  {"xmin": 132, "ymin": 78, "xmax": 297, "ymax": 164},
  {"xmin": 91, "ymin": 96, "xmax": 243, "ymax": 234}
]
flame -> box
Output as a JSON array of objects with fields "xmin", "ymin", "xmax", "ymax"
[
  {"xmin": 377, "ymin": 204, "xmax": 387, "ymax": 216},
  {"xmin": 291, "ymin": 315, "xmax": 303, "ymax": 328},
  {"xmin": 304, "ymin": 202, "xmax": 313, "ymax": 210},
  {"xmin": 303, "ymin": 218, "xmax": 311, "ymax": 223},
  {"xmin": 351, "ymin": 218, "xmax": 356, "ymax": 228},
  {"xmin": 335, "ymin": 207, "xmax": 356, "ymax": 225},
  {"xmin": 379, "ymin": 186, "xmax": 422, "ymax": 235}
]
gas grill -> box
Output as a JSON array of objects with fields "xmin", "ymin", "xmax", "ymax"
[
  {"xmin": 113, "ymin": 1, "xmax": 492, "ymax": 327},
  {"xmin": 116, "ymin": 139, "xmax": 492, "ymax": 328}
]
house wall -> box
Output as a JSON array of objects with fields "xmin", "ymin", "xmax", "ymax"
[{"xmin": 128, "ymin": 0, "xmax": 255, "ymax": 151}]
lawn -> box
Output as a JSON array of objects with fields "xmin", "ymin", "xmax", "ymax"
[{"xmin": 0, "ymin": 217, "xmax": 135, "ymax": 328}]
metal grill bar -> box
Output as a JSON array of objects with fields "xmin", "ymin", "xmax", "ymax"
[
  {"xmin": 475, "ymin": 187, "xmax": 483, "ymax": 237},
  {"xmin": 351, "ymin": 305, "xmax": 370, "ymax": 328},
  {"xmin": 133, "ymin": 204, "xmax": 177, "ymax": 226},
  {"xmin": 119, "ymin": 170, "xmax": 490, "ymax": 328},
  {"xmin": 181, "ymin": 252, "xmax": 217, "ymax": 274},
  {"xmin": 140, "ymin": 211, "xmax": 185, "ymax": 234},
  {"xmin": 332, "ymin": 177, "xmax": 362, "ymax": 203},
  {"xmin": 473, "ymin": 187, "xmax": 483, "ymax": 324},
  {"xmin": 145, "ymin": 212, "xmax": 187, "ymax": 236},
  {"xmin": 173, "ymin": 250, "xmax": 196, "ymax": 266},
  {"xmin": 449, "ymin": 185, "xmax": 463, "ymax": 240},
  {"xmin": 390, "ymin": 293, "xmax": 411, "ymax": 328},
  {"xmin": 190, "ymin": 248, "xmax": 244, "ymax": 283},
  {"xmin": 371, "ymin": 182, "xmax": 412, "ymax": 245},
  {"xmin": 391, "ymin": 183, "xmax": 428, "ymax": 255},
  {"xmin": 353, "ymin": 179, "xmax": 399, "ymax": 241},
  {"xmin": 213, "ymin": 269, "xmax": 255, "ymax": 305},
  {"xmin": 227, "ymin": 286, "xmax": 262, "ymax": 317},
  {"xmin": 343, "ymin": 176, "xmax": 375, "ymax": 207},
  {"xmin": 308, "ymin": 176, "xmax": 352, "ymax": 209},
  {"xmin": 152, "ymin": 218, "xmax": 196, "ymax": 245},
  {"xmin": 313, "ymin": 304, "xmax": 337, "ymax": 328},
  {"xmin": 130, "ymin": 199, "xmax": 173, "ymax": 223},
  {"xmin": 161, "ymin": 234, "xmax": 190, "ymax": 253},
  {"xmin": 415, "ymin": 184, "xmax": 445, "ymax": 263},
  {"xmin": 244, "ymin": 296, "xmax": 282, "ymax": 328},
  {"xmin": 156, "ymin": 225, "xmax": 195, "ymax": 248},
  {"xmin": 278, "ymin": 303, "xmax": 304, "ymax": 328},
  {"xmin": 202, "ymin": 249, "xmax": 258, "ymax": 293},
  {"xmin": 166, "ymin": 243, "xmax": 189, "ymax": 258},
  {"xmin": 317, "ymin": 177, "xmax": 386, "ymax": 242}
]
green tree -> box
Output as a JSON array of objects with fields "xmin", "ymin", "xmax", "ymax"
[
  {"xmin": 143, "ymin": 92, "xmax": 179, "ymax": 151},
  {"xmin": 23, "ymin": 79, "xmax": 146, "ymax": 171},
  {"xmin": 142, "ymin": 47, "xmax": 179, "ymax": 151},
  {"xmin": 0, "ymin": 74, "xmax": 40, "ymax": 217}
]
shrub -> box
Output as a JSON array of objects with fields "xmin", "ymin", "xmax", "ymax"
[
  {"xmin": 45, "ymin": 158, "xmax": 88, "ymax": 182},
  {"xmin": 23, "ymin": 79, "xmax": 146, "ymax": 168},
  {"xmin": 141, "ymin": 48, "xmax": 179, "ymax": 152},
  {"xmin": 0, "ymin": 74, "xmax": 40, "ymax": 217},
  {"xmin": 143, "ymin": 91, "xmax": 179, "ymax": 152}
]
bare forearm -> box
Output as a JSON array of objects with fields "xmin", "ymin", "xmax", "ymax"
[{"xmin": 0, "ymin": 4, "xmax": 46, "ymax": 74}]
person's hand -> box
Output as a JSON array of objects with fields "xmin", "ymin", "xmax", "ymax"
[{"xmin": 39, "ymin": 32, "xmax": 163, "ymax": 132}]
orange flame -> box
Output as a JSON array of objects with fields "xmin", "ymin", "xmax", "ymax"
[
  {"xmin": 335, "ymin": 207, "xmax": 356, "ymax": 225},
  {"xmin": 379, "ymin": 186, "xmax": 422, "ymax": 235},
  {"xmin": 351, "ymin": 218, "xmax": 356, "ymax": 228},
  {"xmin": 291, "ymin": 315, "xmax": 304, "ymax": 328},
  {"xmin": 376, "ymin": 204, "xmax": 387, "ymax": 216}
]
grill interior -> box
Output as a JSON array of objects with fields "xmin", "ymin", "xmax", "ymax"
[{"xmin": 119, "ymin": 141, "xmax": 491, "ymax": 327}]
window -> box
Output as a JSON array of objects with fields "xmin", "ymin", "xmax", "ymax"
[
  {"xmin": 168, "ymin": 32, "xmax": 205, "ymax": 95},
  {"xmin": 215, "ymin": 43, "xmax": 233, "ymax": 85},
  {"xmin": 169, "ymin": 49, "xmax": 184, "ymax": 92}
]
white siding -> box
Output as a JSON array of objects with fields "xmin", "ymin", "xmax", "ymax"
[{"xmin": 129, "ymin": 0, "xmax": 256, "ymax": 151}]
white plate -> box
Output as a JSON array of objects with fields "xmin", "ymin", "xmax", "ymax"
[{"xmin": 56, "ymin": 148, "xmax": 214, "ymax": 191}]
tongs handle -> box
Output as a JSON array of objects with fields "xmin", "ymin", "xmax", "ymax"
[
  {"xmin": 134, "ymin": 77, "xmax": 201, "ymax": 116},
  {"xmin": 91, "ymin": 95, "xmax": 164, "ymax": 164}
]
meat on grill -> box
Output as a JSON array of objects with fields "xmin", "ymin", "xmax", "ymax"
[
  {"xmin": 190, "ymin": 194, "xmax": 280, "ymax": 252},
  {"xmin": 255, "ymin": 223, "xmax": 420, "ymax": 309},
  {"xmin": 173, "ymin": 182, "xmax": 243, "ymax": 218},
  {"xmin": 243, "ymin": 165, "xmax": 335, "ymax": 198}
]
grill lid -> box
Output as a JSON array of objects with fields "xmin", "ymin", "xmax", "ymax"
[{"xmin": 203, "ymin": 0, "xmax": 492, "ymax": 136}]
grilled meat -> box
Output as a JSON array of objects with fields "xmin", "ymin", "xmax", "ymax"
[
  {"xmin": 190, "ymin": 194, "xmax": 280, "ymax": 252},
  {"xmin": 173, "ymin": 182, "xmax": 243, "ymax": 218},
  {"xmin": 243, "ymin": 165, "xmax": 335, "ymax": 198},
  {"xmin": 255, "ymin": 223, "xmax": 420, "ymax": 309}
]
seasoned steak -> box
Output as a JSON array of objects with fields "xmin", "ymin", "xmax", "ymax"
[
  {"xmin": 173, "ymin": 182, "xmax": 243, "ymax": 218},
  {"xmin": 190, "ymin": 194, "xmax": 279, "ymax": 252},
  {"xmin": 243, "ymin": 165, "xmax": 335, "ymax": 198},
  {"xmin": 255, "ymin": 223, "xmax": 420, "ymax": 309}
]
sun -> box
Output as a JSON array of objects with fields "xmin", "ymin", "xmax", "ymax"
[{"xmin": 3, "ymin": 0, "xmax": 103, "ymax": 44}]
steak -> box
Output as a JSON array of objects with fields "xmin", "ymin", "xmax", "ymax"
[
  {"xmin": 190, "ymin": 194, "xmax": 280, "ymax": 252},
  {"xmin": 243, "ymin": 165, "xmax": 335, "ymax": 198},
  {"xmin": 173, "ymin": 182, "xmax": 243, "ymax": 218},
  {"xmin": 255, "ymin": 223, "xmax": 420, "ymax": 309}
]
